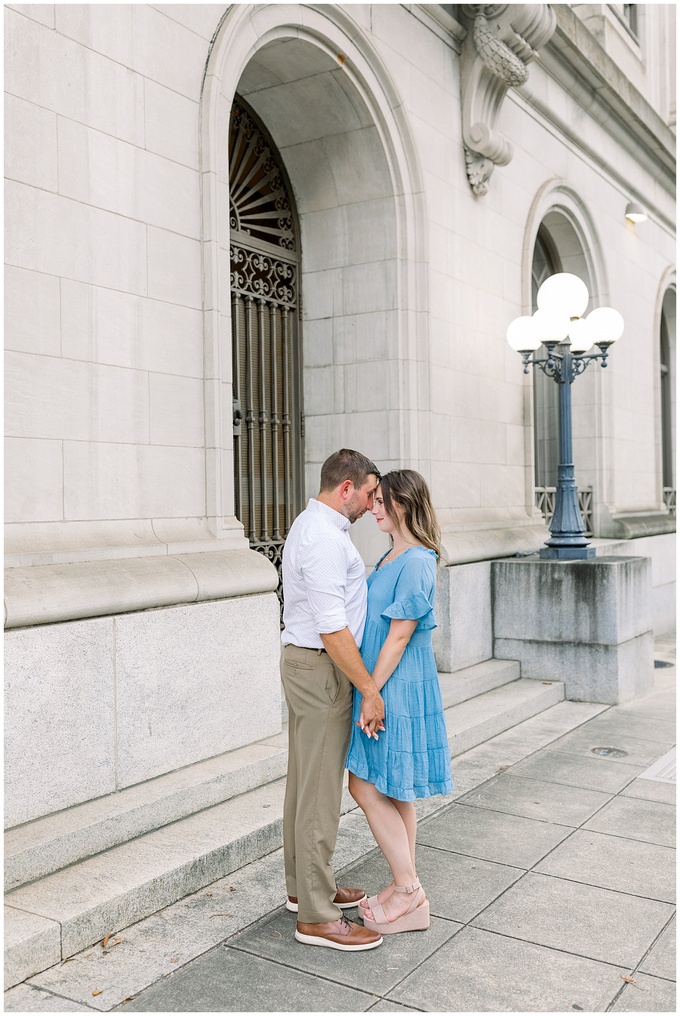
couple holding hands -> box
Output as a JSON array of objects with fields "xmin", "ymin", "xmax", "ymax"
[{"xmin": 280, "ymin": 449, "xmax": 454, "ymax": 952}]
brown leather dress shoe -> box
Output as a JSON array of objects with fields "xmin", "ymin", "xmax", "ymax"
[
  {"xmin": 295, "ymin": 914, "xmax": 382, "ymax": 951},
  {"xmin": 286, "ymin": 886, "xmax": 367, "ymax": 913}
]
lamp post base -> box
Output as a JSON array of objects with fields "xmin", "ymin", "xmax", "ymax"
[{"xmin": 540, "ymin": 546, "xmax": 596, "ymax": 560}]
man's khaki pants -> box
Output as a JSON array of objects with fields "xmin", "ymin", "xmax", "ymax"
[{"xmin": 280, "ymin": 645, "xmax": 353, "ymax": 924}]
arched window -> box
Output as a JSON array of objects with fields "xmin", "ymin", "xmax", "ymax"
[
  {"xmin": 660, "ymin": 288, "xmax": 676, "ymax": 510},
  {"xmin": 229, "ymin": 97, "xmax": 304, "ymax": 604},
  {"xmin": 531, "ymin": 225, "xmax": 561, "ymax": 488}
]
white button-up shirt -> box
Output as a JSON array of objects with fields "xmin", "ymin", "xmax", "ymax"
[{"xmin": 281, "ymin": 498, "xmax": 367, "ymax": 649}]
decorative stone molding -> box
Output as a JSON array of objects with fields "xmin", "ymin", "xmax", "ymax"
[
  {"xmin": 460, "ymin": 4, "xmax": 556, "ymax": 195},
  {"xmin": 4, "ymin": 549, "xmax": 278, "ymax": 629},
  {"xmin": 439, "ymin": 524, "xmax": 549, "ymax": 566}
]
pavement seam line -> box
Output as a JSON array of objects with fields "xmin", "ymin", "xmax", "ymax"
[
  {"xmin": 608, "ymin": 909, "xmax": 678, "ymax": 1006},
  {"xmin": 221, "ymin": 940, "xmax": 389, "ymax": 1001},
  {"xmin": 24, "ymin": 982, "xmax": 99, "ymax": 1012},
  {"xmin": 463, "ymin": 922, "xmax": 669, "ymax": 972},
  {"xmin": 506, "ymin": 868, "xmax": 676, "ymax": 907},
  {"xmin": 414, "ymin": 840, "xmax": 528, "ymax": 872}
]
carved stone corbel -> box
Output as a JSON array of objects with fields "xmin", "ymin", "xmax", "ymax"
[{"xmin": 460, "ymin": 4, "xmax": 556, "ymax": 195}]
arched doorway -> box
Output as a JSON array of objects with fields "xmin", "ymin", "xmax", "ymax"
[
  {"xmin": 201, "ymin": 4, "xmax": 426, "ymax": 569},
  {"xmin": 229, "ymin": 97, "xmax": 303, "ymax": 602}
]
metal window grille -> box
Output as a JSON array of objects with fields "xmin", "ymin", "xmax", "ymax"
[
  {"xmin": 229, "ymin": 98, "xmax": 303, "ymax": 613},
  {"xmin": 663, "ymin": 488, "xmax": 676, "ymax": 513}
]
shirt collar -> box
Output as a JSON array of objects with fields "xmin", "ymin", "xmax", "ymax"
[{"xmin": 307, "ymin": 498, "xmax": 351, "ymax": 531}]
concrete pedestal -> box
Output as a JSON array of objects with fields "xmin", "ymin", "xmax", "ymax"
[{"xmin": 492, "ymin": 556, "xmax": 654, "ymax": 704}]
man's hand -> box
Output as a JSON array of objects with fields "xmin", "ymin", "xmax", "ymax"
[
  {"xmin": 359, "ymin": 690, "xmax": 385, "ymax": 739},
  {"xmin": 320, "ymin": 628, "xmax": 384, "ymax": 730}
]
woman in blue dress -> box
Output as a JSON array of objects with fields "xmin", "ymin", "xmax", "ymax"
[{"xmin": 347, "ymin": 469, "xmax": 454, "ymax": 935}]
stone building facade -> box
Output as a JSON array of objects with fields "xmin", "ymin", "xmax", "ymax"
[{"xmin": 4, "ymin": 3, "xmax": 675, "ymax": 830}]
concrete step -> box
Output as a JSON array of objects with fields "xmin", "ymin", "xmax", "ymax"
[
  {"xmin": 4, "ymin": 659, "xmax": 518, "ymax": 894},
  {"xmin": 5, "ymin": 664, "xmax": 565, "ymax": 987},
  {"xmin": 438, "ymin": 658, "xmax": 520, "ymax": 709},
  {"xmin": 446, "ymin": 677, "xmax": 565, "ymax": 757},
  {"xmin": 4, "ymin": 733, "xmax": 289, "ymax": 893},
  {"xmin": 3, "ymin": 778, "xmax": 358, "ymax": 990},
  {"xmin": 4, "ymin": 778, "xmax": 286, "ymax": 987}
]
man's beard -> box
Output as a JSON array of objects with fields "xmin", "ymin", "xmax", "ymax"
[{"xmin": 345, "ymin": 495, "xmax": 365, "ymax": 524}]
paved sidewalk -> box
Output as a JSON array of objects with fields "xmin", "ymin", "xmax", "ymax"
[{"xmin": 6, "ymin": 636, "xmax": 675, "ymax": 1013}]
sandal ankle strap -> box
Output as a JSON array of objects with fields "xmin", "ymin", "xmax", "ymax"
[{"xmin": 394, "ymin": 880, "xmax": 421, "ymax": 894}]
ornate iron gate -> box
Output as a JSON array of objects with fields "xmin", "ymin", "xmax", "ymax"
[{"xmin": 229, "ymin": 98, "xmax": 303, "ymax": 608}]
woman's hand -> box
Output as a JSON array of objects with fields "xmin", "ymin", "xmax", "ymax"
[{"xmin": 358, "ymin": 689, "xmax": 385, "ymax": 738}]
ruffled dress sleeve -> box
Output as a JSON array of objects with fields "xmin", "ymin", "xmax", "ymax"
[{"xmin": 380, "ymin": 551, "xmax": 437, "ymax": 630}]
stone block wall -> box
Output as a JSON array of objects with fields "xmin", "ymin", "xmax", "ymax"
[{"xmin": 4, "ymin": 593, "xmax": 282, "ymax": 829}]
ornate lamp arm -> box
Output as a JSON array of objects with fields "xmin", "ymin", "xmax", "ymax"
[{"xmin": 520, "ymin": 343, "xmax": 613, "ymax": 381}]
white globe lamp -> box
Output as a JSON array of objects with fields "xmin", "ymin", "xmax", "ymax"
[
  {"xmin": 532, "ymin": 308, "xmax": 570, "ymax": 346},
  {"xmin": 586, "ymin": 307, "xmax": 625, "ymax": 346},
  {"xmin": 506, "ymin": 316, "xmax": 541, "ymax": 352},
  {"xmin": 537, "ymin": 272, "xmax": 589, "ymax": 319},
  {"xmin": 568, "ymin": 317, "xmax": 595, "ymax": 354}
]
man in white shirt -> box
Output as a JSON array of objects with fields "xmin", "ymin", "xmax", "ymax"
[{"xmin": 281, "ymin": 448, "xmax": 385, "ymax": 951}]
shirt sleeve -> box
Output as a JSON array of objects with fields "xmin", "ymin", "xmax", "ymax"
[
  {"xmin": 299, "ymin": 532, "xmax": 350, "ymax": 634},
  {"xmin": 380, "ymin": 554, "xmax": 437, "ymax": 630}
]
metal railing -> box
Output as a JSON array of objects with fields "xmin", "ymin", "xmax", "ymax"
[
  {"xmin": 535, "ymin": 486, "xmax": 593, "ymax": 537},
  {"xmin": 663, "ymin": 487, "xmax": 676, "ymax": 512}
]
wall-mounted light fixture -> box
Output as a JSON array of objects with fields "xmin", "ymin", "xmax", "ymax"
[{"xmin": 625, "ymin": 201, "xmax": 648, "ymax": 223}]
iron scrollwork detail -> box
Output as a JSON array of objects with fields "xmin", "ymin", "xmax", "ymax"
[
  {"xmin": 229, "ymin": 102, "xmax": 296, "ymax": 251},
  {"xmin": 230, "ymin": 245, "xmax": 297, "ymax": 306},
  {"xmin": 252, "ymin": 539, "xmax": 285, "ymax": 618},
  {"xmin": 521, "ymin": 343, "xmax": 612, "ymax": 382}
]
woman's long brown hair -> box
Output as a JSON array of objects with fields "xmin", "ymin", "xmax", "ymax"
[{"xmin": 379, "ymin": 469, "xmax": 441, "ymax": 559}]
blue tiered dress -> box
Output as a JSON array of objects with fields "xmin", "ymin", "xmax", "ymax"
[{"xmin": 346, "ymin": 546, "xmax": 454, "ymax": 802}]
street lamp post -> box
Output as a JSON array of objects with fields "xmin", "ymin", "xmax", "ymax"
[{"xmin": 507, "ymin": 273, "xmax": 624, "ymax": 560}]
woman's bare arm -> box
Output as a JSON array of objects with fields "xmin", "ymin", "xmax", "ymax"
[{"xmin": 370, "ymin": 618, "xmax": 419, "ymax": 692}]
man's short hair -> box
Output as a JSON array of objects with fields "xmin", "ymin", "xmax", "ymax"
[{"xmin": 319, "ymin": 449, "xmax": 380, "ymax": 492}]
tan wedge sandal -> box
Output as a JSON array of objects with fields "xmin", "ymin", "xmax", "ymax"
[
  {"xmin": 361, "ymin": 880, "xmax": 430, "ymax": 934},
  {"xmin": 359, "ymin": 882, "xmax": 395, "ymax": 914}
]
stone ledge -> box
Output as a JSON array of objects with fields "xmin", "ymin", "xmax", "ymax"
[
  {"xmin": 440, "ymin": 525, "xmax": 548, "ymax": 566},
  {"xmin": 605, "ymin": 515, "xmax": 676, "ymax": 540},
  {"xmin": 548, "ymin": 5, "xmax": 676, "ymax": 176},
  {"xmin": 4, "ymin": 548, "xmax": 278, "ymax": 629},
  {"xmin": 4, "ymin": 517, "xmax": 250, "ymax": 567},
  {"xmin": 4, "ymin": 780, "xmax": 289, "ymax": 964}
]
